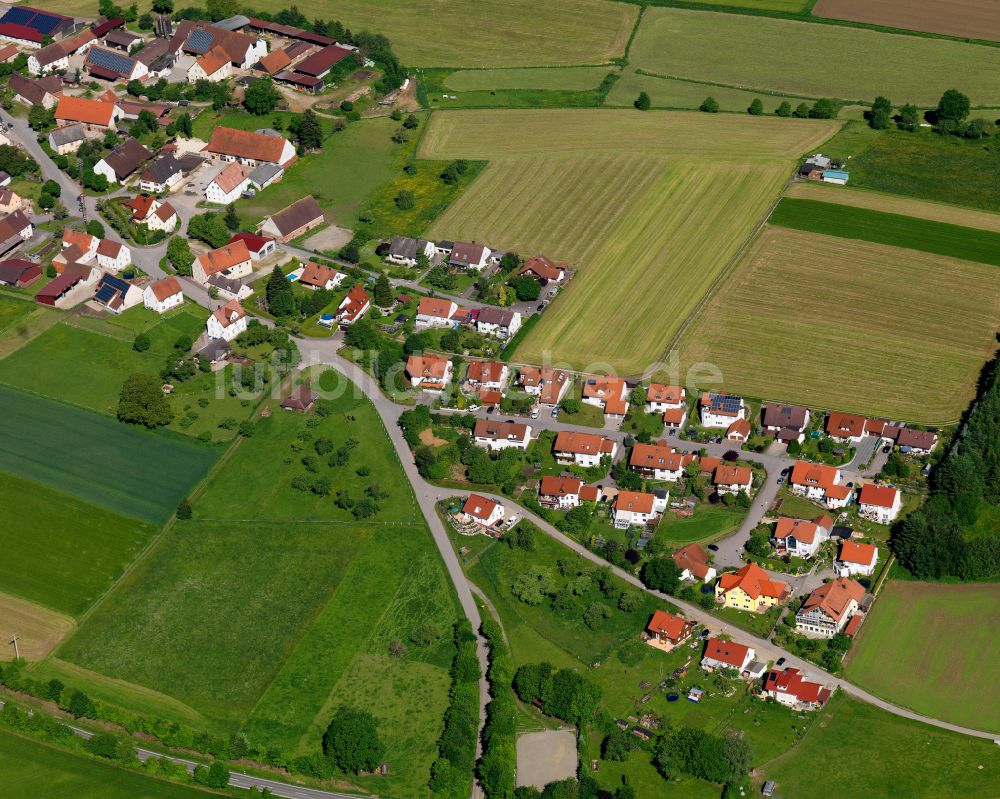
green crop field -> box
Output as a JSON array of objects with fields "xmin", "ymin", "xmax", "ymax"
[
  {"xmin": 0, "ymin": 728, "xmax": 220, "ymax": 799},
  {"xmin": 770, "ymin": 197, "xmax": 1000, "ymax": 266},
  {"xmin": 762, "ymin": 694, "xmax": 1000, "ymax": 798},
  {"xmin": 443, "ymin": 67, "xmax": 614, "ymax": 92},
  {"xmin": 676, "ymin": 227, "xmax": 1000, "ymax": 423},
  {"xmin": 56, "ymin": 371, "xmax": 459, "ymax": 796},
  {"xmin": 0, "ymin": 472, "xmax": 157, "ymax": 616},
  {"xmin": 627, "ymin": 8, "xmax": 1000, "ymax": 105},
  {"xmin": 845, "ymin": 581, "xmax": 1000, "ymax": 733},
  {"xmin": 419, "ymin": 109, "xmax": 839, "ymax": 161},
  {"xmin": 0, "ymin": 385, "xmax": 216, "ymax": 523},
  {"xmin": 0, "ymin": 294, "xmax": 35, "ymax": 334}
]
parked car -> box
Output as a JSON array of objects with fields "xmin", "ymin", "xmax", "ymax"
[
  {"xmin": 707, "ymin": 544, "xmax": 719, "ymax": 552},
  {"xmin": 530, "ymin": 409, "xmax": 539, "ymax": 419},
  {"xmin": 776, "ymin": 475, "xmax": 784, "ymax": 484},
  {"xmin": 776, "ymin": 657, "xmax": 786, "ymax": 666},
  {"xmin": 536, "ymin": 303, "xmax": 545, "ymax": 311}
]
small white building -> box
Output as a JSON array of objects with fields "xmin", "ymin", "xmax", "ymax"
[
  {"xmin": 837, "ymin": 541, "xmax": 878, "ymax": 578},
  {"xmin": 206, "ymin": 299, "xmax": 248, "ymax": 341},
  {"xmin": 96, "ymin": 239, "xmax": 131, "ymax": 273},
  {"xmin": 463, "ymin": 493, "xmax": 504, "ymax": 529},
  {"xmin": 701, "ymin": 637, "xmax": 754, "ymax": 673},
  {"xmin": 772, "ymin": 516, "xmax": 831, "ymax": 559},
  {"xmin": 476, "ymin": 306, "xmax": 521, "ymax": 339},
  {"xmin": 858, "ymin": 484, "xmax": 902, "ymax": 525},
  {"xmin": 537, "ymin": 475, "xmax": 583, "ymax": 509},
  {"xmin": 611, "ymin": 490, "xmax": 667, "ymax": 529},
  {"xmin": 552, "ymin": 431, "xmax": 617, "ymax": 468},
  {"xmin": 206, "ymin": 162, "xmax": 251, "ymax": 205},
  {"xmin": 415, "ymin": 296, "xmax": 457, "ymax": 329},
  {"xmin": 386, "ymin": 235, "xmax": 434, "ymax": 266},
  {"xmin": 144, "ymin": 276, "xmax": 184, "ymax": 314}
]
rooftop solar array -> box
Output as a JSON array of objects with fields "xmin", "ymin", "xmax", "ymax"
[
  {"xmin": 186, "ymin": 28, "xmax": 215, "ymax": 53},
  {"xmin": 0, "ymin": 6, "xmax": 67, "ymax": 34},
  {"xmin": 86, "ymin": 47, "xmax": 135, "ymax": 75},
  {"xmin": 709, "ymin": 393, "xmax": 743, "ymax": 413},
  {"xmin": 95, "ymin": 273, "xmax": 130, "ymax": 304}
]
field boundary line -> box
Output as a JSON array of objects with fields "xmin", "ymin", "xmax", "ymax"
[{"xmin": 633, "ymin": 68, "xmax": 827, "ymax": 102}]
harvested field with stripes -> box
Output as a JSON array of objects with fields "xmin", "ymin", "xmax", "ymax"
[
  {"xmin": 0, "ymin": 591, "xmax": 74, "ymax": 661},
  {"xmin": 676, "ymin": 227, "xmax": 1000, "ymax": 422}
]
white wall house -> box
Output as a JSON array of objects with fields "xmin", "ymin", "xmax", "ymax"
[
  {"xmin": 552, "ymin": 431, "xmax": 617, "ymax": 468},
  {"xmin": 415, "ymin": 296, "xmax": 457, "ymax": 329},
  {"xmin": 772, "ymin": 517, "xmax": 831, "ymax": 559},
  {"xmin": 143, "ymin": 276, "xmax": 184, "ymax": 314},
  {"xmin": 611, "ymin": 490, "xmax": 668, "ymax": 529},
  {"xmin": 538, "ymin": 476, "xmax": 583, "ymax": 509},
  {"xmin": 206, "ymin": 299, "xmax": 248, "ymax": 341},
  {"xmin": 463, "ymin": 493, "xmax": 504, "ymax": 528},
  {"xmin": 472, "ymin": 419, "xmax": 532, "ymax": 452},
  {"xmin": 788, "ymin": 461, "xmax": 852, "ymax": 510},
  {"xmin": 646, "ymin": 383, "xmax": 685, "ymax": 414},
  {"xmin": 476, "ymin": 307, "xmax": 521, "ymax": 339},
  {"xmin": 837, "ymin": 542, "xmax": 878, "ymax": 578},
  {"xmin": 96, "ymin": 240, "xmax": 131, "ymax": 273},
  {"xmin": 206, "ymin": 163, "xmax": 250, "ymax": 205},
  {"xmin": 858, "ymin": 484, "xmax": 902, "ymax": 525},
  {"xmin": 699, "ymin": 392, "xmax": 747, "ymax": 428}
]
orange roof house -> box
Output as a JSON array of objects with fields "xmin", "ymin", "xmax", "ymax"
[
  {"xmin": 716, "ymin": 563, "xmax": 789, "ymax": 611},
  {"xmin": 701, "ymin": 637, "xmax": 754, "ymax": 671},
  {"xmin": 646, "ymin": 610, "xmax": 695, "ymax": 646},
  {"xmin": 672, "ymin": 544, "xmax": 716, "ymax": 582},
  {"xmin": 195, "ymin": 239, "xmax": 251, "ymax": 279},
  {"xmin": 800, "ymin": 577, "xmax": 864, "ymax": 626},
  {"xmin": 55, "ymin": 95, "xmax": 119, "ymax": 126},
  {"xmin": 204, "ymin": 126, "xmax": 295, "ymax": 167},
  {"xmin": 257, "ymin": 47, "xmax": 291, "ymax": 74}
]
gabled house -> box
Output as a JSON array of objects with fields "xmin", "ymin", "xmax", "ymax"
[
  {"xmin": 772, "ymin": 515, "xmax": 832, "ymax": 559},
  {"xmin": 858, "ymin": 484, "xmax": 901, "ymax": 525},
  {"xmin": 825, "ymin": 411, "xmax": 887, "ymax": 443},
  {"xmin": 281, "ymin": 384, "xmax": 316, "ymax": 413},
  {"xmin": 713, "ymin": 465, "xmax": 752, "ymax": 496},
  {"xmin": 0, "ymin": 188, "xmax": 23, "ymax": 215},
  {"xmin": 246, "ymin": 162, "xmax": 284, "ymax": 192},
  {"xmin": 837, "ymin": 541, "xmax": 878, "ymax": 577},
  {"xmin": 206, "ymin": 162, "xmax": 251, "ymax": 205},
  {"xmin": 54, "ymin": 95, "xmax": 122, "ymax": 130},
  {"xmin": 612, "ymin": 490, "xmax": 667, "ymax": 529},
  {"xmin": 148, "ymin": 201, "xmax": 179, "ymax": 233},
  {"xmin": 258, "ymin": 195, "xmax": 324, "ymax": 242},
  {"xmin": 387, "ymin": 235, "xmax": 434, "ymax": 267},
  {"xmin": 406, "ymin": 354, "xmax": 453, "ymax": 392},
  {"xmin": 552, "ymin": 431, "xmax": 617, "ymax": 468},
  {"xmin": 518, "ymin": 366, "xmax": 570, "ymax": 407},
  {"xmin": 763, "ymin": 668, "xmax": 832, "ymax": 710},
  {"xmin": 11, "ymin": 73, "xmax": 62, "ymax": 109},
  {"xmin": 187, "ymin": 45, "xmax": 231, "ymax": 82},
  {"xmin": 646, "ymin": 610, "xmax": 695, "ymax": 650},
  {"xmin": 415, "ymin": 296, "xmax": 458, "ymax": 329},
  {"xmin": 629, "ymin": 442, "xmax": 694, "ymax": 482},
  {"xmin": 476, "ymin": 306, "xmax": 521, "ymax": 339},
  {"xmin": 466, "ymin": 360, "xmax": 508, "ymax": 390},
  {"xmin": 672, "ymin": 543, "xmax": 716, "ymax": 583},
  {"xmin": 0, "ymin": 211, "xmax": 34, "ymax": 258},
  {"xmin": 646, "ymin": 383, "xmax": 685, "ymax": 414},
  {"xmin": 884, "ymin": 425, "xmax": 938, "ymax": 456},
  {"xmin": 207, "ymin": 273, "xmax": 252, "ymax": 301},
  {"xmin": 96, "ymin": 239, "xmax": 131, "ymax": 272},
  {"xmin": 335, "ymin": 284, "xmax": 370, "ymax": 326},
  {"xmin": 761, "ymin": 402, "xmax": 810, "ymax": 443},
  {"xmin": 85, "ymin": 46, "xmax": 147, "ymax": 81},
  {"xmin": 715, "ymin": 563, "xmax": 789, "ymax": 612},
  {"xmin": 449, "ymin": 241, "xmax": 491, "ymax": 271},
  {"xmin": 538, "ymin": 475, "xmax": 584, "ymax": 509},
  {"xmin": 48, "ymin": 123, "xmax": 86, "ymax": 154},
  {"xmin": 94, "ymin": 138, "xmax": 151, "ymax": 185},
  {"xmin": 700, "ymin": 392, "xmax": 746, "ymax": 428},
  {"xmin": 144, "ymin": 275, "xmax": 184, "ymax": 313},
  {"xmin": 788, "ymin": 460, "xmax": 852, "ymax": 510},
  {"xmin": 205, "ymin": 126, "xmax": 296, "ymax": 169},
  {"xmin": 93, "ymin": 272, "xmax": 141, "ymax": 313},
  {"xmin": 701, "ymin": 637, "xmax": 754, "ymax": 673},
  {"xmin": 140, "ymin": 154, "xmax": 184, "ymax": 193},
  {"xmin": 582, "ymin": 375, "xmax": 629, "ymax": 418},
  {"xmin": 518, "ymin": 254, "xmax": 566, "ymax": 284},
  {"xmin": 206, "ymin": 298, "xmax": 248, "ymax": 341},
  {"xmin": 298, "ymin": 261, "xmax": 343, "ymax": 291},
  {"xmin": 0, "ymin": 259, "xmax": 41, "ymax": 287},
  {"xmin": 796, "ymin": 577, "xmax": 864, "ymax": 638},
  {"xmin": 192, "ymin": 240, "xmax": 253, "ymax": 285},
  {"xmin": 726, "ymin": 417, "xmax": 751, "ymax": 442},
  {"xmin": 228, "ymin": 232, "xmax": 275, "ymax": 261},
  {"xmin": 463, "ymin": 493, "xmax": 504, "ymax": 529},
  {"xmin": 472, "ymin": 419, "xmax": 531, "ymax": 451}
]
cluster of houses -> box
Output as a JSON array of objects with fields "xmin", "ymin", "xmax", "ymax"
[
  {"xmin": 799, "ymin": 153, "xmax": 849, "ymax": 185},
  {"xmin": 414, "ymin": 295, "xmax": 522, "ymax": 341}
]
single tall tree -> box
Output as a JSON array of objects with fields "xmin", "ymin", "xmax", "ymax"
[
  {"xmin": 265, "ymin": 265, "xmax": 296, "ymax": 317},
  {"xmin": 118, "ymin": 373, "xmax": 174, "ymax": 427},
  {"xmin": 322, "ymin": 707, "xmax": 385, "ymax": 774},
  {"xmin": 373, "ymin": 273, "xmax": 393, "ymax": 307}
]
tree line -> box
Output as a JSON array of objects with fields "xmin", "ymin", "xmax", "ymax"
[{"xmin": 867, "ymin": 88, "xmax": 996, "ymax": 140}]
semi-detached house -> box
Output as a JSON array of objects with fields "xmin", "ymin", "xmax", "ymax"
[
  {"xmin": 552, "ymin": 431, "xmax": 617, "ymax": 468},
  {"xmin": 472, "ymin": 419, "xmax": 531, "ymax": 451},
  {"xmin": 518, "ymin": 366, "xmax": 570, "ymax": 406},
  {"xmin": 629, "ymin": 442, "xmax": 694, "ymax": 482}
]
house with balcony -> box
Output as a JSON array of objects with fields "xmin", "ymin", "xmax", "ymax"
[
  {"xmin": 582, "ymin": 375, "xmax": 629, "ymax": 418},
  {"xmin": 858, "ymin": 484, "xmax": 901, "ymax": 525},
  {"xmin": 538, "ymin": 475, "xmax": 584, "ymax": 509},
  {"xmin": 700, "ymin": 392, "xmax": 746, "ymax": 428},
  {"xmin": 472, "ymin": 419, "xmax": 531, "ymax": 451},
  {"xmin": 763, "ymin": 668, "xmax": 832, "ymax": 710},
  {"xmin": 795, "ymin": 577, "xmax": 864, "ymax": 638},
  {"xmin": 552, "ymin": 431, "xmax": 617, "ymax": 468},
  {"xmin": 629, "ymin": 442, "xmax": 694, "ymax": 482},
  {"xmin": 788, "ymin": 460, "xmax": 852, "ymax": 510},
  {"xmin": 771, "ymin": 515, "xmax": 832, "ymax": 559},
  {"xmin": 837, "ymin": 541, "xmax": 878, "ymax": 577},
  {"xmin": 715, "ymin": 563, "xmax": 789, "ymax": 613},
  {"xmin": 611, "ymin": 490, "xmax": 668, "ymax": 529}
]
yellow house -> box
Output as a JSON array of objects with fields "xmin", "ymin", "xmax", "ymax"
[{"xmin": 715, "ymin": 563, "xmax": 790, "ymax": 613}]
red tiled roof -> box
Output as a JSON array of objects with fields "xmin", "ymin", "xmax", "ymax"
[
  {"xmin": 703, "ymin": 637, "xmax": 751, "ymax": 669},
  {"xmin": 518, "ymin": 254, "xmax": 566, "ymax": 281},
  {"xmin": 713, "ymin": 465, "xmax": 751, "ymax": 487},
  {"xmin": 417, "ymin": 296, "xmax": 455, "ymax": 318},
  {"xmin": 337, "ymin": 284, "xmax": 369, "ymax": 322},
  {"xmin": 467, "ymin": 360, "xmax": 505, "ymax": 384},
  {"xmin": 773, "ymin": 517, "xmax": 822, "ymax": 545},
  {"xmin": 463, "ymin": 493, "xmax": 498, "ymax": 523},
  {"xmin": 149, "ymin": 275, "xmax": 182, "ymax": 301},
  {"xmin": 613, "ymin": 490, "xmax": 655, "ymax": 514},
  {"xmin": 647, "ymin": 383, "xmax": 684, "ymax": 404},
  {"xmin": 257, "ymin": 47, "xmax": 291, "ymax": 74},
  {"xmin": 211, "ymin": 298, "xmax": 245, "ymax": 329},
  {"xmin": 299, "ymin": 261, "xmax": 338, "ymax": 288},
  {"xmin": 55, "ymin": 96, "xmax": 117, "ymax": 126},
  {"xmin": 228, "ymin": 231, "xmax": 273, "ymax": 253},
  {"xmin": 859, "ymin": 484, "xmax": 898, "ymax": 509},
  {"xmin": 763, "ymin": 668, "xmax": 831, "ymax": 705},
  {"xmin": 647, "ymin": 610, "xmax": 691, "ymax": 641},
  {"xmin": 801, "ymin": 577, "xmax": 864, "ymax": 623},
  {"xmin": 672, "ymin": 544, "xmax": 712, "ymax": 580},
  {"xmin": 539, "ymin": 475, "xmax": 583, "ymax": 499},
  {"xmin": 727, "ymin": 417, "xmax": 751, "ymax": 439},
  {"xmin": 205, "ymin": 126, "xmax": 289, "ymax": 164},
  {"xmin": 211, "ymin": 162, "xmax": 250, "ymax": 194},
  {"xmin": 553, "ymin": 431, "xmax": 615, "ymax": 457},
  {"xmin": 293, "ymin": 43, "xmax": 352, "ymax": 76},
  {"xmin": 197, "ymin": 240, "xmax": 251, "ymax": 277},
  {"xmin": 629, "ymin": 443, "xmax": 690, "ymax": 472},
  {"xmin": 406, "ymin": 353, "xmax": 451, "ymax": 380},
  {"xmin": 839, "ymin": 541, "xmax": 877, "ymax": 566},
  {"xmin": 826, "ymin": 411, "xmax": 866, "ymax": 438},
  {"xmin": 718, "ymin": 563, "xmax": 788, "ymax": 601}
]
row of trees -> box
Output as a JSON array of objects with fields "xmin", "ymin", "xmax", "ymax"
[
  {"xmin": 867, "ymin": 89, "xmax": 995, "ymax": 139},
  {"xmin": 891, "ymin": 356, "xmax": 1000, "ymax": 580},
  {"xmin": 477, "ymin": 619, "xmax": 517, "ymax": 799},
  {"xmin": 634, "ymin": 92, "xmax": 839, "ymax": 119}
]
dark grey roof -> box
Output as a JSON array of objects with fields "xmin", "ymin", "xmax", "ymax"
[
  {"xmin": 141, "ymin": 153, "xmax": 182, "ymax": 184},
  {"xmin": 761, "ymin": 402, "xmax": 809, "ymax": 430},
  {"xmin": 49, "ymin": 124, "xmax": 86, "ymax": 146},
  {"xmin": 212, "ymin": 15, "xmax": 250, "ymax": 31},
  {"xmin": 186, "ymin": 27, "xmax": 216, "ymax": 54},
  {"xmin": 477, "ymin": 306, "xmax": 517, "ymax": 326},
  {"xmin": 248, "ymin": 162, "xmax": 281, "ymax": 187},
  {"xmin": 207, "ymin": 273, "xmax": 247, "ymax": 294},
  {"xmin": 196, "ymin": 339, "xmax": 230, "ymax": 360},
  {"xmin": 105, "ymin": 28, "xmax": 140, "ymax": 46},
  {"xmin": 101, "ymin": 138, "xmax": 151, "ymax": 180},
  {"xmin": 388, "ymin": 235, "xmax": 419, "ymax": 260},
  {"xmin": 266, "ymin": 195, "xmax": 323, "ymax": 236},
  {"xmin": 85, "ymin": 46, "xmax": 137, "ymax": 76}
]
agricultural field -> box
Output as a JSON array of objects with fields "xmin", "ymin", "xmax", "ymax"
[
  {"xmin": 0, "ymin": 472, "xmax": 157, "ymax": 616},
  {"xmin": 419, "ymin": 109, "xmax": 839, "ymax": 160},
  {"xmin": 53, "ymin": 371, "xmax": 459, "ymax": 797},
  {"xmin": 443, "ymin": 67, "xmax": 614, "ymax": 92},
  {"xmin": 762, "ymin": 693, "xmax": 1000, "ymax": 798},
  {"xmin": 786, "ymin": 182, "xmax": 1000, "ymax": 232},
  {"xmin": 0, "ymin": 385, "xmax": 216, "ymax": 524},
  {"xmin": 0, "ymin": 294, "xmax": 35, "ymax": 334},
  {"xmin": 421, "ymin": 67, "xmax": 616, "ymax": 109},
  {"xmin": 676, "ymin": 227, "xmax": 1000, "ymax": 422},
  {"xmin": 769, "ymin": 197, "xmax": 1000, "ymax": 266},
  {"xmin": 813, "ymin": 0, "xmax": 1000, "ymax": 42},
  {"xmin": 673, "ymin": 0, "xmax": 809, "ymax": 9},
  {"xmin": 844, "ymin": 581, "xmax": 1000, "ymax": 733},
  {"xmin": 515, "ymin": 161, "xmax": 789, "ymax": 373},
  {"xmin": 0, "ymin": 728, "xmax": 219, "ymax": 799},
  {"xmin": 0, "ymin": 591, "xmax": 74, "ymax": 661},
  {"xmin": 627, "ymin": 8, "xmax": 1000, "ymax": 105}
]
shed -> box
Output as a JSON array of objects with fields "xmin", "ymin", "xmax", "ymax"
[
  {"xmin": 281, "ymin": 384, "xmax": 316, "ymax": 412},
  {"xmin": 821, "ymin": 169, "xmax": 849, "ymax": 185},
  {"xmin": 36, "ymin": 272, "xmax": 82, "ymax": 305}
]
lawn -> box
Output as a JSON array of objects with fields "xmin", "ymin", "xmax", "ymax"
[
  {"xmin": 0, "ymin": 385, "xmax": 216, "ymax": 524},
  {"xmin": 761, "ymin": 693, "xmax": 1000, "ymax": 798},
  {"xmin": 844, "ymin": 581, "xmax": 1000, "ymax": 733},
  {"xmin": 0, "ymin": 472, "xmax": 157, "ymax": 617},
  {"xmin": 654, "ymin": 505, "xmax": 746, "ymax": 548},
  {"xmin": 0, "ymin": 728, "xmax": 222, "ymax": 799},
  {"xmin": 232, "ymin": 115, "xmax": 403, "ymax": 227},
  {"xmin": 786, "ymin": 181, "xmax": 1000, "ymax": 233},
  {"xmin": 769, "ymin": 197, "xmax": 1000, "ymax": 267},
  {"xmin": 557, "ymin": 401, "xmax": 605, "ymax": 428},
  {"xmin": 843, "ymin": 130, "xmax": 1000, "ymax": 212},
  {"xmin": 420, "ymin": 66, "xmax": 617, "ymax": 109},
  {"xmin": 0, "ymin": 294, "xmax": 35, "ymax": 334},
  {"xmin": 676, "ymin": 227, "xmax": 1000, "ymax": 423},
  {"xmin": 627, "ymin": 7, "xmax": 1000, "ymax": 106}
]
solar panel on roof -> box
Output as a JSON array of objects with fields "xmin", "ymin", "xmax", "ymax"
[
  {"xmin": 1, "ymin": 8, "xmax": 34, "ymax": 25},
  {"xmin": 187, "ymin": 29, "xmax": 215, "ymax": 53},
  {"xmin": 32, "ymin": 15, "xmax": 61, "ymax": 34},
  {"xmin": 87, "ymin": 47, "xmax": 135, "ymax": 75}
]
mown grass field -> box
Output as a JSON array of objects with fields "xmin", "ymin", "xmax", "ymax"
[
  {"xmin": 419, "ymin": 109, "xmax": 839, "ymax": 160},
  {"xmin": 762, "ymin": 693, "xmax": 1000, "ymax": 798},
  {"xmin": 813, "ymin": 0, "xmax": 1000, "ymax": 42},
  {"xmin": 844, "ymin": 581, "xmax": 1000, "ymax": 733},
  {"xmin": 0, "ymin": 294, "xmax": 34, "ymax": 334},
  {"xmin": 654, "ymin": 505, "xmax": 746, "ymax": 548},
  {"xmin": 0, "ymin": 729, "xmax": 221, "ymax": 799},
  {"xmin": 0, "ymin": 591, "xmax": 74, "ymax": 661},
  {"xmin": 786, "ymin": 181, "xmax": 1000, "ymax": 232},
  {"xmin": 770, "ymin": 197, "xmax": 1000, "ymax": 266},
  {"xmin": 676, "ymin": 227, "xmax": 1000, "ymax": 422},
  {"xmin": 56, "ymin": 371, "xmax": 459, "ymax": 796},
  {"xmin": 0, "ymin": 385, "xmax": 216, "ymax": 523},
  {"xmin": 627, "ymin": 7, "xmax": 1000, "ymax": 105},
  {"xmin": 443, "ymin": 67, "xmax": 613, "ymax": 91},
  {"xmin": 0, "ymin": 472, "xmax": 157, "ymax": 616},
  {"xmin": 516, "ymin": 161, "xmax": 789, "ymax": 372}
]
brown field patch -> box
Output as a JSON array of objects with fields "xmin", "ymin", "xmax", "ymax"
[
  {"xmin": 787, "ymin": 182, "xmax": 1000, "ymax": 233},
  {"xmin": 0, "ymin": 591, "xmax": 75, "ymax": 661},
  {"xmin": 813, "ymin": 0, "xmax": 1000, "ymax": 42},
  {"xmin": 420, "ymin": 428, "xmax": 448, "ymax": 447},
  {"xmin": 676, "ymin": 227, "xmax": 1000, "ymax": 423}
]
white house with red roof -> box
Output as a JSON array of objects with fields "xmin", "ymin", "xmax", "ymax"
[
  {"xmin": 582, "ymin": 375, "xmax": 629, "ymax": 418},
  {"xmin": 519, "ymin": 366, "xmax": 570, "ymax": 407},
  {"xmin": 645, "ymin": 383, "xmax": 685, "ymax": 414},
  {"xmin": 228, "ymin": 232, "xmax": 276, "ymax": 261},
  {"xmin": 763, "ymin": 668, "xmax": 832, "ymax": 710},
  {"xmin": 553, "ymin": 431, "xmax": 617, "ymax": 468},
  {"xmin": 672, "ymin": 544, "xmax": 717, "ymax": 583},
  {"xmin": 612, "ymin": 490, "xmax": 667, "ymax": 529},
  {"xmin": 701, "ymin": 637, "xmax": 754, "ymax": 673},
  {"xmin": 415, "ymin": 296, "xmax": 458, "ymax": 329},
  {"xmin": 206, "ymin": 299, "xmax": 247, "ymax": 341},
  {"xmin": 96, "ymin": 239, "xmax": 131, "ymax": 273},
  {"xmin": 406, "ymin": 354, "xmax": 453, "ymax": 392},
  {"xmin": 700, "ymin": 392, "xmax": 746, "ymax": 428},
  {"xmin": 771, "ymin": 515, "xmax": 832, "ymax": 559},
  {"xmin": 837, "ymin": 541, "xmax": 878, "ymax": 577},
  {"xmin": 726, "ymin": 417, "xmax": 751, "ymax": 442},
  {"xmin": 788, "ymin": 461, "xmax": 852, "ymax": 510},
  {"xmin": 466, "ymin": 360, "xmax": 508, "ymax": 391},
  {"xmin": 206, "ymin": 162, "xmax": 251, "ymax": 205},
  {"xmin": 646, "ymin": 610, "xmax": 696, "ymax": 651},
  {"xmin": 713, "ymin": 465, "xmax": 753, "ymax": 496},
  {"xmin": 472, "ymin": 419, "xmax": 531, "ymax": 451},
  {"xmin": 629, "ymin": 442, "xmax": 694, "ymax": 482},
  {"xmin": 858, "ymin": 484, "xmax": 901, "ymax": 525},
  {"xmin": 537, "ymin": 475, "xmax": 584, "ymax": 509},
  {"xmin": 335, "ymin": 284, "xmax": 370, "ymax": 326},
  {"xmin": 463, "ymin": 493, "xmax": 504, "ymax": 529},
  {"xmin": 796, "ymin": 577, "xmax": 864, "ymax": 638},
  {"xmin": 143, "ymin": 276, "xmax": 183, "ymax": 314}
]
